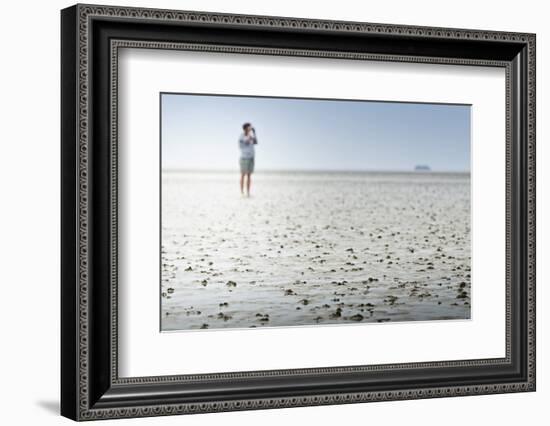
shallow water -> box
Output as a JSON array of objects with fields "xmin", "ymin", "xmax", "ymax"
[{"xmin": 161, "ymin": 171, "xmax": 471, "ymax": 331}]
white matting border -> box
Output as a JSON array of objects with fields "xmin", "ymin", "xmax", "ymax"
[{"xmin": 117, "ymin": 48, "xmax": 506, "ymax": 377}]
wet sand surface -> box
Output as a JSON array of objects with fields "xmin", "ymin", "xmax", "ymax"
[{"xmin": 161, "ymin": 171, "xmax": 471, "ymax": 331}]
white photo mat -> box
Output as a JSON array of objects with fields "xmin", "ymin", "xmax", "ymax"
[{"xmin": 118, "ymin": 48, "xmax": 506, "ymax": 378}]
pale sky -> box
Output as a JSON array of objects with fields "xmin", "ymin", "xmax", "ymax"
[{"xmin": 161, "ymin": 93, "xmax": 471, "ymax": 172}]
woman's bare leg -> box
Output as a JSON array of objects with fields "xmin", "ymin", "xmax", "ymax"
[
  {"xmin": 246, "ymin": 173, "xmax": 252, "ymax": 196},
  {"xmin": 240, "ymin": 173, "xmax": 245, "ymax": 195}
]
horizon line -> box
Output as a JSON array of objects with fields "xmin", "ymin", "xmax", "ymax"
[{"xmin": 162, "ymin": 168, "xmax": 471, "ymax": 174}]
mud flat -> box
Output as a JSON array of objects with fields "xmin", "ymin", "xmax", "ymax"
[{"xmin": 161, "ymin": 171, "xmax": 471, "ymax": 331}]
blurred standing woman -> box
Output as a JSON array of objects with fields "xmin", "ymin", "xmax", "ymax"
[{"xmin": 239, "ymin": 122, "xmax": 257, "ymax": 197}]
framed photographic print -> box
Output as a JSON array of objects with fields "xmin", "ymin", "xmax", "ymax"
[{"xmin": 61, "ymin": 4, "xmax": 536, "ymax": 421}]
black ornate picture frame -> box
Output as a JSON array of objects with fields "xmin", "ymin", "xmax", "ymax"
[{"xmin": 61, "ymin": 4, "xmax": 536, "ymax": 421}]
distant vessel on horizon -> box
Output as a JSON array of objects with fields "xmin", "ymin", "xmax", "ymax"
[{"xmin": 414, "ymin": 165, "xmax": 431, "ymax": 171}]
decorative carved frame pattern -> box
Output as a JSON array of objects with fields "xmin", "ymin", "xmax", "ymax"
[{"xmin": 62, "ymin": 3, "xmax": 536, "ymax": 421}]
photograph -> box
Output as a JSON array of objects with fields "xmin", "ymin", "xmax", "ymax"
[{"xmin": 160, "ymin": 93, "xmax": 472, "ymax": 331}]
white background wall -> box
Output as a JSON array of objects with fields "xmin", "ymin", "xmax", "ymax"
[{"xmin": 0, "ymin": 0, "xmax": 547, "ymax": 424}]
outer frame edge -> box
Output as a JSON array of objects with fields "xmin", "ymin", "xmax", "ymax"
[{"xmin": 68, "ymin": 4, "xmax": 536, "ymax": 421}]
